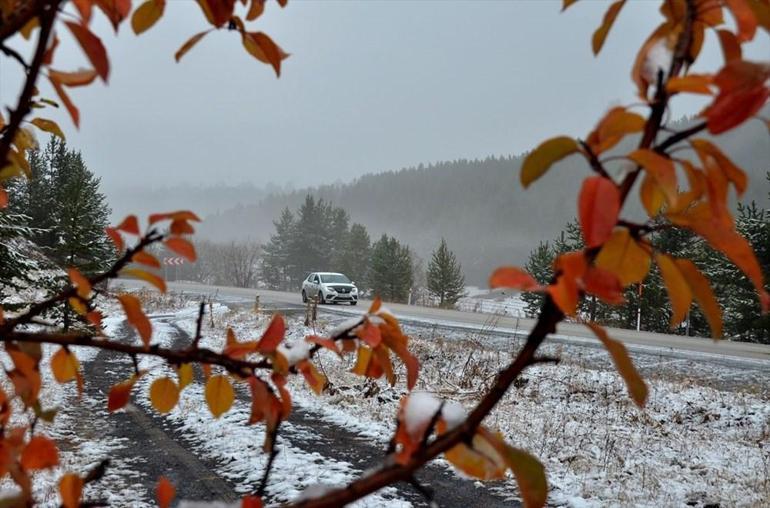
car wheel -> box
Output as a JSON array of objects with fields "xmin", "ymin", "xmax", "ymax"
[
  {"xmin": 317, "ymin": 291, "xmax": 324, "ymax": 304},
  {"xmin": 350, "ymin": 301, "xmax": 357, "ymax": 306},
  {"xmin": 302, "ymin": 290, "xmax": 307, "ymax": 303}
]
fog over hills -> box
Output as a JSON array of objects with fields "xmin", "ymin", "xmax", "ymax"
[{"xmin": 106, "ymin": 117, "xmax": 770, "ymax": 285}]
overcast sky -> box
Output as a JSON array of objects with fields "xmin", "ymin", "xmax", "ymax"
[{"xmin": 1, "ymin": 0, "xmax": 768, "ymax": 191}]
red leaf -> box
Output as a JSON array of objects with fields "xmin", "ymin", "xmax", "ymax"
[
  {"xmin": 49, "ymin": 77, "xmax": 80, "ymax": 128},
  {"xmin": 489, "ymin": 267, "xmax": 542, "ymax": 291},
  {"xmin": 116, "ymin": 215, "xmax": 140, "ymax": 235},
  {"xmin": 165, "ymin": 238, "xmax": 196, "ymax": 262},
  {"xmin": 21, "ymin": 436, "xmax": 59, "ymax": 470},
  {"xmin": 0, "ymin": 188, "xmax": 7, "ymax": 209},
  {"xmin": 107, "ymin": 378, "xmax": 136, "ymax": 412},
  {"xmin": 257, "ymin": 314, "xmax": 285, "ymax": 354},
  {"xmin": 149, "ymin": 210, "xmax": 201, "ymax": 224},
  {"xmin": 64, "ymin": 22, "xmax": 110, "ymax": 82},
  {"xmin": 356, "ymin": 322, "xmax": 382, "ymax": 348},
  {"xmin": 242, "ymin": 496, "xmax": 263, "ymax": 508},
  {"xmin": 156, "ymin": 477, "xmax": 176, "ymax": 508},
  {"xmin": 578, "ymin": 176, "xmax": 620, "ymax": 248},
  {"xmin": 703, "ymin": 60, "xmax": 770, "ymax": 134},
  {"xmin": 724, "ymin": 0, "xmax": 758, "ymax": 41},
  {"xmin": 583, "ymin": 266, "xmax": 624, "ymax": 305}
]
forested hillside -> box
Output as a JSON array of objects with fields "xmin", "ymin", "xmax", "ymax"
[{"xmin": 200, "ymin": 117, "xmax": 770, "ymax": 284}]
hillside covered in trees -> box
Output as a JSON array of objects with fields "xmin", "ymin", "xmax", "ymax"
[{"xmin": 199, "ymin": 117, "xmax": 770, "ymax": 284}]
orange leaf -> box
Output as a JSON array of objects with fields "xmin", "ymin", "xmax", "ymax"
[
  {"xmin": 67, "ymin": 267, "xmax": 92, "ymax": 299},
  {"xmin": 489, "ymin": 267, "xmax": 542, "ymax": 291},
  {"xmin": 72, "ymin": 0, "xmax": 93, "ymax": 23},
  {"xmin": 49, "ymin": 78, "xmax": 79, "ymax": 128},
  {"xmin": 165, "ymin": 238, "xmax": 196, "ymax": 262},
  {"xmin": 297, "ymin": 360, "xmax": 326, "ymax": 395},
  {"xmin": 257, "ymin": 314, "xmax": 285, "ymax": 354},
  {"xmin": 0, "ymin": 188, "xmax": 7, "ymax": 209},
  {"xmin": 117, "ymin": 294, "xmax": 152, "ymax": 346},
  {"xmin": 547, "ymin": 251, "xmax": 587, "ymax": 316},
  {"xmin": 59, "ymin": 474, "xmax": 83, "ymax": 508},
  {"xmin": 132, "ymin": 0, "xmax": 165, "ymax": 35},
  {"xmin": 639, "ymin": 174, "xmax": 665, "ymax": 217},
  {"xmin": 51, "ymin": 348, "xmax": 79, "ymax": 384},
  {"xmin": 627, "ymin": 149, "xmax": 678, "ymax": 206},
  {"xmin": 725, "ymin": 0, "xmax": 758, "ymax": 41},
  {"xmin": 520, "ymin": 136, "xmax": 580, "ymax": 188},
  {"xmin": 675, "ymin": 259, "xmax": 723, "ymax": 338},
  {"xmin": 690, "ymin": 138, "xmax": 747, "ymax": 196},
  {"xmin": 197, "ymin": 0, "xmax": 236, "ymax": 26},
  {"xmin": 631, "ymin": 24, "xmax": 672, "ymax": 99},
  {"xmin": 595, "ymin": 228, "xmax": 651, "ymax": 286},
  {"xmin": 666, "ymin": 74, "xmax": 713, "ymax": 95},
  {"xmin": 655, "ymin": 253, "xmax": 692, "ymax": 329},
  {"xmin": 578, "ymin": 176, "xmax": 620, "ymax": 248},
  {"xmin": 64, "ymin": 22, "xmax": 109, "ymax": 82},
  {"xmin": 156, "ymin": 477, "xmax": 176, "ymax": 508},
  {"xmin": 170, "ymin": 218, "xmax": 195, "ymax": 235},
  {"xmin": 585, "ymin": 322, "xmax": 648, "ymax": 407},
  {"xmin": 94, "ymin": 0, "xmax": 131, "ymax": 31},
  {"xmin": 149, "ymin": 210, "xmax": 201, "ymax": 224},
  {"xmin": 175, "ymin": 30, "xmax": 212, "ymax": 62},
  {"xmin": 592, "ymin": 0, "xmax": 625, "ymax": 55},
  {"xmin": 716, "ymin": 29, "xmax": 742, "ymax": 63},
  {"xmin": 122, "ymin": 268, "xmax": 167, "ymax": 293},
  {"xmin": 21, "ymin": 436, "xmax": 59, "ymax": 470},
  {"xmin": 587, "ymin": 107, "xmax": 645, "ymax": 154},
  {"xmin": 48, "ymin": 68, "xmax": 98, "ymax": 87},
  {"xmin": 116, "ymin": 214, "xmax": 140, "ymax": 235},
  {"xmin": 205, "ymin": 375, "xmax": 234, "ymax": 418},
  {"xmin": 246, "ymin": 0, "xmax": 265, "ymax": 20},
  {"xmin": 132, "ymin": 251, "xmax": 161, "ymax": 268},
  {"xmin": 368, "ymin": 296, "xmax": 382, "ymax": 314},
  {"xmin": 241, "ymin": 31, "xmax": 288, "ymax": 77},
  {"xmin": 149, "ymin": 377, "xmax": 179, "ymax": 413},
  {"xmin": 583, "ymin": 266, "xmax": 624, "ymax": 305},
  {"xmin": 703, "ymin": 60, "xmax": 770, "ymax": 134},
  {"xmin": 356, "ymin": 322, "xmax": 382, "ymax": 348},
  {"xmin": 305, "ymin": 335, "xmax": 340, "ymax": 355},
  {"xmin": 481, "ymin": 429, "xmax": 548, "ymax": 508},
  {"xmin": 272, "ymin": 372, "xmax": 292, "ymax": 420},
  {"xmin": 108, "ymin": 378, "xmax": 136, "ymax": 412},
  {"xmin": 105, "ymin": 227, "xmax": 124, "ymax": 252}
]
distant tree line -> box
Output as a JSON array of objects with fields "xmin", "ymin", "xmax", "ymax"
[{"xmin": 522, "ymin": 173, "xmax": 770, "ymax": 343}]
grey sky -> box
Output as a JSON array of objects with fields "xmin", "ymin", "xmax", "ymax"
[{"xmin": 1, "ymin": 0, "xmax": 768, "ymax": 191}]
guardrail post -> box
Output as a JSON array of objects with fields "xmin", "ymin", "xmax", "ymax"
[{"xmin": 254, "ymin": 294, "xmax": 260, "ymax": 314}]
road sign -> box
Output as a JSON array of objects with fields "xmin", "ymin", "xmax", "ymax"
[{"xmin": 163, "ymin": 257, "xmax": 186, "ymax": 266}]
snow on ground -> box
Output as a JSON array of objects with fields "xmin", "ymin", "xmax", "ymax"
[{"xmin": 160, "ymin": 302, "xmax": 770, "ymax": 508}]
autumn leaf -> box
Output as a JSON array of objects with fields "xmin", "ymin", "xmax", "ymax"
[
  {"xmin": 690, "ymin": 138, "xmax": 747, "ymax": 196},
  {"xmin": 640, "ymin": 174, "xmax": 665, "ymax": 217},
  {"xmin": 175, "ymin": 30, "xmax": 212, "ymax": 62},
  {"xmin": 117, "ymin": 294, "xmax": 152, "ymax": 346},
  {"xmin": 725, "ymin": 0, "xmax": 758, "ymax": 41},
  {"xmin": 716, "ymin": 29, "xmax": 742, "ymax": 63},
  {"xmin": 149, "ymin": 210, "xmax": 201, "ymax": 224},
  {"xmin": 585, "ymin": 322, "xmax": 648, "ymax": 407},
  {"xmin": 149, "ymin": 377, "xmax": 180, "ymax": 413},
  {"xmin": 108, "ymin": 378, "xmax": 136, "ymax": 412},
  {"xmin": 547, "ymin": 251, "xmax": 588, "ymax": 316},
  {"xmin": 306, "ymin": 335, "xmax": 340, "ymax": 355},
  {"xmin": 205, "ymin": 375, "xmax": 234, "ymax": 418},
  {"xmin": 675, "ymin": 259, "xmax": 723, "ymax": 339},
  {"xmin": 627, "ymin": 149, "xmax": 678, "ymax": 206},
  {"xmin": 165, "ymin": 237, "xmax": 197, "ymax": 262},
  {"xmin": 132, "ymin": 251, "xmax": 161, "ymax": 268},
  {"xmin": 105, "ymin": 227, "xmax": 124, "ymax": 252},
  {"xmin": 587, "ymin": 107, "xmax": 645, "ymax": 154},
  {"xmin": 59, "ymin": 474, "xmax": 84, "ymax": 508},
  {"xmin": 655, "ymin": 253, "xmax": 692, "ymax": 329},
  {"xmin": 156, "ymin": 476, "xmax": 176, "ymax": 508},
  {"xmin": 116, "ymin": 215, "xmax": 140, "ymax": 235},
  {"xmin": 666, "ymin": 74, "xmax": 713, "ymax": 95},
  {"xmin": 64, "ymin": 22, "xmax": 110, "ymax": 82},
  {"xmin": 247, "ymin": 0, "xmax": 265, "ymax": 20},
  {"xmin": 67, "ymin": 267, "xmax": 91, "ymax": 299},
  {"xmin": 121, "ymin": 268, "xmax": 167, "ymax": 293},
  {"xmin": 51, "ymin": 348, "xmax": 79, "ymax": 384},
  {"xmin": 298, "ymin": 360, "xmax": 326, "ymax": 395},
  {"xmin": 489, "ymin": 267, "xmax": 542, "ymax": 291},
  {"xmin": 356, "ymin": 322, "xmax": 382, "ymax": 348},
  {"xmin": 578, "ymin": 176, "xmax": 620, "ymax": 248},
  {"xmin": 583, "ymin": 267, "xmax": 624, "ymax": 305},
  {"xmin": 30, "ymin": 118, "xmax": 65, "ymax": 140},
  {"xmin": 177, "ymin": 363, "xmax": 194, "ymax": 389},
  {"xmin": 132, "ymin": 0, "xmax": 165, "ymax": 35},
  {"xmin": 520, "ymin": 136, "xmax": 580, "ymax": 188},
  {"xmin": 257, "ymin": 314, "xmax": 285, "ymax": 354},
  {"xmin": 703, "ymin": 60, "xmax": 770, "ymax": 134},
  {"xmin": 242, "ymin": 31, "xmax": 287, "ymax": 77},
  {"xmin": 21, "ymin": 436, "xmax": 59, "ymax": 470},
  {"xmin": 481, "ymin": 428, "xmax": 548, "ymax": 508},
  {"xmin": 595, "ymin": 228, "xmax": 651, "ymax": 286},
  {"xmin": 242, "ymin": 496, "xmax": 264, "ymax": 508},
  {"xmin": 592, "ymin": 0, "xmax": 625, "ymax": 55}
]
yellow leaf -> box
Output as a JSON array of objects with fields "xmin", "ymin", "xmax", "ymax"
[
  {"xmin": 639, "ymin": 174, "xmax": 664, "ymax": 217},
  {"xmin": 149, "ymin": 377, "xmax": 179, "ymax": 413},
  {"xmin": 592, "ymin": 0, "xmax": 626, "ymax": 55},
  {"xmin": 690, "ymin": 138, "xmax": 747, "ymax": 196},
  {"xmin": 585, "ymin": 322, "xmax": 648, "ymax": 407},
  {"xmin": 594, "ymin": 228, "xmax": 650, "ymax": 286},
  {"xmin": 30, "ymin": 118, "xmax": 65, "ymax": 140},
  {"xmin": 132, "ymin": 0, "xmax": 165, "ymax": 35},
  {"xmin": 627, "ymin": 149, "xmax": 678, "ymax": 207},
  {"xmin": 51, "ymin": 348, "xmax": 79, "ymax": 384},
  {"xmin": 481, "ymin": 429, "xmax": 548, "ymax": 508},
  {"xmin": 655, "ymin": 253, "xmax": 692, "ymax": 329},
  {"xmin": 121, "ymin": 268, "xmax": 166, "ymax": 293},
  {"xmin": 68, "ymin": 297, "xmax": 87, "ymax": 316},
  {"xmin": 205, "ymin": 375, "xmax": 234, "ymax": 418},
  {"xmin": 177, "ymin": 363, "xmax": 193, "ymax": 389},
  {"xmin": 674, "ymin": 259, "xmax": 723, "ymax": 339},
  {"xmin": 520, "ymin": 136, "xmax": 580, "ymax": 188}
]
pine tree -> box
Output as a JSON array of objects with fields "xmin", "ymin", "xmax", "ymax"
[
  {"xmin": 369, "ymin": 234, "xmax": 413, "ymax": 303},
  {"xmin": 336, "ymin": 223, "xmax": 371, "ymax": 291},
  {"xmin": 261, "ymin": 207, "xmax": 295, "ymax": 290},
  {"xmin": 426, "ymin": 238, "xmax": 465, "ymax": 308},
  {"xmin": 521, "ymin": 241, "xmax": 554, "ymax": 317}
]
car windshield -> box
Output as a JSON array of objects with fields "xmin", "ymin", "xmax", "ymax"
[{"xmin": 321, "ymin": 274, "xmax": 350, "ymax": 284}]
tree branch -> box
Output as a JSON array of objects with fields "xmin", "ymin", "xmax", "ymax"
[
  {"xmin": 654, "ymin": 121, "xmax": 707, "ymax": 153},
  {"xmin": 0, "ymin": 0, "xmax": 60, "ymax": 168}
]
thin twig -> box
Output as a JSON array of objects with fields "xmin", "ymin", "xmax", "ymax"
[
  {"xmin": 257, "ymin": 422, "xmax": 281, "ymax": 498},
  {"xmin": 191, "ymin": 301, "xmax": 206, "ymax": 349}
]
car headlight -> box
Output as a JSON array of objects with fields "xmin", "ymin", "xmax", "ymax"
[
  {"xmin": 326, "ymin": 287, "xmax": 336, "ymax": 293},
  {"xmin": 351, "ymin": 287, "xmax": 358, "ymax": 293}
]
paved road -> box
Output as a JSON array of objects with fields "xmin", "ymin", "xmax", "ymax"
[{"xmin": 117, "ymin": 280, "xmax": 770, "ymax": 363}]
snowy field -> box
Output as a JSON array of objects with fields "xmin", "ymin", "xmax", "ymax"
[{"xmin": 2, "ymin": 292, "xmax": 769, "ymax": 507}]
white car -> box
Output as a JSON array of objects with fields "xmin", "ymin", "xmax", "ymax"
[{"xmin": 302, "ymin": 272, "xmax": 358, "ymax": 305}]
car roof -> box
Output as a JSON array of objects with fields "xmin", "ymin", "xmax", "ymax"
[{"xmin": 317, "ymin": 272, "xmax": 345, "ymax": 276}]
